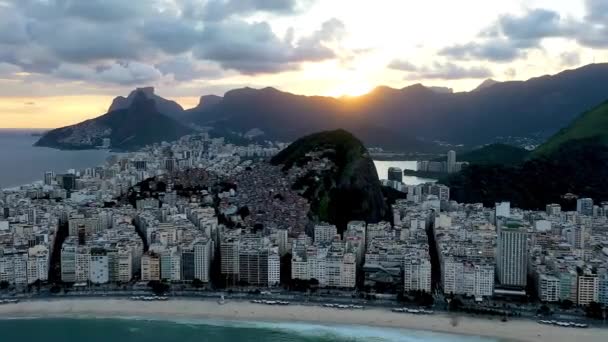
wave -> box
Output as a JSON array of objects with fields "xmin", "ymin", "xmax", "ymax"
[{"xmin": 0, "ymin": 315, "xmax": 498, "ymax": 342}]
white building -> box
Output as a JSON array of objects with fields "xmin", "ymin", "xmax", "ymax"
[
  {"xmin": 268, "ymin": 252, "xmax": 281, "ymax": 287},
  {"xmin": 578, "ymin": 274, "xmax": 599, "ymax": 306},
  {"xmin": 89, "ymin": 251, "xmax": 109, "ymax": 284},
  {"xmin": 403, "ymin": 258, "xmax": 432, "ymax": 293},
  {"xmin": 314, "ymin": 224, "xmax": 338, "ymax": 244},
  {"xmin": 538, "ymin": 274, "xmax": 560, "ymax": 302}
]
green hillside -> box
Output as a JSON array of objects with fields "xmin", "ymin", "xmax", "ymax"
[
  {"xmin": 432, "ymin": 144, "xmax": 529, "ymax": 166},
  {"xmin": 271, "ymin": 129, "xmax": 387, "ymax": 233},
  {"xmin": 460, "ymin": 143, "xmax": 530, "ymax": 165},
  {"xmin": 533, "ymin": 100, "xmax": 608, "ymax": 157}
]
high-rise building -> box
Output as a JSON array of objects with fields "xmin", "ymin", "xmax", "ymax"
[
  {"xmin": 403, "ymin": 258, "xmax": 432, "ymax": 293},
  {"xmin": 89, "ymin": 249, "xmax": 109, "ymax": 284},
  {"xmin": 314, "ymin": 224, "xmax": 338, "ymax": 244},
  {"xmin": 447, "ymin": 150, "xmax": 456, "ymax": 173},
  {"xmin": 44, "ymin": 171, "xmax": 55, "ymax": 186},
  {"xmin": 141, "ymin": 252, "xmax": 161, "ymax": 281},
  {"xmin": 576, "ymin": 198, "xmax": 594, "ymax": 216},
  {"xmin": 545, "ymin": 203, "xmax": 561, "ymax": 216},
  {"xmin": 495, "ymin": 202, "xmax": 511, "ymax": 220},
  {"xmin": 387, "ymin": 167, "xmax": 403, "ymax": 183},
  {"xmin": 577, "ymin": 274, "xmax": 599, "ymax": 306},
  {"xmin": 61, "ymin": 244, "xmax": 76, "ymax": 283},
  {"xmin": 194, "ymin": 239, "xmax": 212, "ymax": 283},
  {"xmin": 181, "ymin": 248, "xmax": 195, "ymax": 281},
  {"xmin": 75, "ymin": 246, "xmax": 91, "ymax": 283},
  {"xmin": 538, "ymin": 274, "xmax": 560, "ymax": 302},
  {"xmin": 497, "ymin": 225, "xmax": 528, "ymax": 288}
]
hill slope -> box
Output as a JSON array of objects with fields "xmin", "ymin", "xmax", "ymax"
[
  {"xmin": 460, "ymin": 144, "xmax": 530, "ymax": 165},
  {"xmin": 532, "ymin": 100, "xmax": 608, "ymax": 157},
  {"xmin": 271, "ymin": 129, "xmax": 388, "ymax": 232},
  {"xmin": 444, "ymin": 99, "xmax": 608, "ymax": 208},
  {"xmin": 36, "ymin": 91, "xmax": 193, "ymax": 151}
]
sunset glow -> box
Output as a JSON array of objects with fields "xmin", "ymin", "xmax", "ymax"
[{"xmin": 0, "ymin": 0, "xmax": 606, "ymax": 128}]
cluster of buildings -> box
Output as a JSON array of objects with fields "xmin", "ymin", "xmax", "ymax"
[
  {"xmin": 2, "ymin": 131, "xmax": 608, "ymax": 313},
  {"xmin": 417, "ymin": 150, "xmax": 468, "ymax": 174}
]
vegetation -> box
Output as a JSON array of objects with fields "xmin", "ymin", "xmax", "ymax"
[
  {"xmin": 459, "ymin": 143, "xmax": 530, "ymax": 165},
  {"xmin": 434, "ymin": 144, "xmax": 529, "ymax": 166},
  {"xmin": 271, "ymin": 129, "xmax": 387, "ymax": 233},
  {"xmin": 444, "ymin": 99, "xmax": 608, "ymax": 209},
  {"xmin": 533, "ymin": 100, "xmax": 608, "ymax": 157}
]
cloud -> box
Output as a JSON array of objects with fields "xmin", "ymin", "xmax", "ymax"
[
  {"xmin": 156, "ymin": 55, "xmax": 224, "ymax": 81},
  {"xmin": 0, "ymin": 62, "xmax": 22, "ymax": 76},
  {"xmin": 497, "ymin": 9, "xmax": 573, "ymax": 42},
  {"xmin": 54, "ymin": 61, "xmax": 163, "ymax": 85},
  {"xmin": 439, "ymin": 2, "xmax": 608, "ymax": 63},
  {"xmin": 0, "ymin": 0, "xmax": 342, "ymax": 86},
  {"xmin": 193, "ymin": 18, "xmax": 344, "ymax": 74},
  {"xmin": 560, "ymin": 51, "xmax": 580, "ymax": 66},
  {"xmin": 585, "ymin": 0, "xmax": 608, "ymax": 22},
  {"xmin": 139, "ymin": 17, "xmax": 202, "ymax": 54},
  {"xmin": 198, "ymin": 0, "xmax": 313, "ymax": 21},
  {"xmin": 391, "ymin": 61, "xmax": 493, "ymax": 80},
  {"xmin": 439, "ymin": 40, "xmax": 524, "ymax": 62},
  {"xmin": 388, "ymin": 60, "xmax": 418, "ymax": 71}
]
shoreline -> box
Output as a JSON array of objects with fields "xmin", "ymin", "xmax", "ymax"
[{"xmin": 0, "ymin": 298, "xmax": 605, "ymax": 342}]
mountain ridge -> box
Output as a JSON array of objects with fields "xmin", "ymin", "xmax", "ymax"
[{"xmin": 35, "ymin": 91, "xmax": 193, "ymax": 151}]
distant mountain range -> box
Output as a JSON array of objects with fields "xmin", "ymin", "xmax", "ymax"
[
  {"xmin": 35, "ymin": 91, "xmax": 193, "ymax": 150},
  {"xmin": 37, "ymin": 63, "xmax": 608, "ymax": 152}
]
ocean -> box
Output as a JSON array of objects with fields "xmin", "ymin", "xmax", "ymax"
[
  {"xmin": 0, "ymin": 129, "xmax": 114, "ymax": 189},
  {"xmin": 0, "ymin": 317, "xmax": 499, "ymax": 342}
]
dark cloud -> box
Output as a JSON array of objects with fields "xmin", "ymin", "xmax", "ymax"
[
  {"xmin": 194, "ymin": 18, "xmax": 344, "ymax": 74},
  {"xmin": 199, "ymin": 0, "xmax": 312, "ymax": 21},
  {"xmin": 58, "ymin": 0, "xmax": 153, "ymax": 22},
  {"xmin": 0, "ymin": 0, "xmax": 340, "ymax": 85},
  {"xmin": 439, "ymin": 2, "xmax": 608, "ymax": 63},
  {"xmin": 439, "ymin": 40, "xmax": 524, "ymax": 62},
  {"xmin": 140, "ymin": 17, "xmax": 202, "ymax": 54},
  {"xmin": 54, "ymin": 61, "xmax": 163, "ymax": 85},
  {"xmin": 394, "ymin": 62, "xmax": 493, "ymax": 80},
  {"xmin": 586, "ymin": 0, "xmax": 608, "ymax": 22},
  {"xmin": 497, "ymin": 9, "xmax": 570, "ymax": 41},
  {"xmin": 156, "ymin": 56, "xmax": 224, "ymax": 81},
  {"xmin": 0, "ymin": 62, "xmax": 22, "ymax": 76}
]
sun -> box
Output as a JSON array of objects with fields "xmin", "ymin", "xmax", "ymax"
[{"xmin": 331, "ymin": 83, "xmax": 374, "ymax": 97}]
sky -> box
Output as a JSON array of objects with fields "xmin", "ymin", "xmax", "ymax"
[{"xmin": 0, "ymin": 0, "xmax": 607, "ymax": 128}]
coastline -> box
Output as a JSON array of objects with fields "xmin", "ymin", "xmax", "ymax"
[{"xmin": 0, "ymin": 298, "xmax": 604, "ymax": 342}]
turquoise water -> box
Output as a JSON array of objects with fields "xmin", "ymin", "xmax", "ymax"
[{"xmin": 0, "ymin": 318, "xmax": 499, "ymax": 342}]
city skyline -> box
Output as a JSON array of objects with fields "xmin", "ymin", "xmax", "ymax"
[{"xmin": 1, "ymin": 0, "xmax": 608, "ymax": 128}]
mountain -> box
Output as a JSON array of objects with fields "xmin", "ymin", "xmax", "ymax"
[
  {"xmin": 185, "ymin": 63, "xmax": 608, "ymax": 148},
  {"xmin": 444, "ymin": 99, "xmax": 608, "ymax": 209},
  {"xmin": 453, "ymin": 143, "xmax": 530, "ymax": 166},
  {"xmin": 271, "ymin": 129, "xmax": 388, "ymax": 233},
  {"xmin": 532, "ymin": 100, "xmax": 608, "ymax": 157},
  {"xmin": 35, "ymin": 91, "xmax": 193, "ymax": 151},
  {"xmin": 473, "ymin": 79, "xmax": 499, "ymax": 92},
  {"xmin": 109, "ymin": 87, "xmax": 185, "ymax": 121}
]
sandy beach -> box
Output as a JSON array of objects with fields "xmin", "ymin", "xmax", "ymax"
[{"xmin": 0, "ymin": 298, "xmax": 605, "ymax": 341}]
